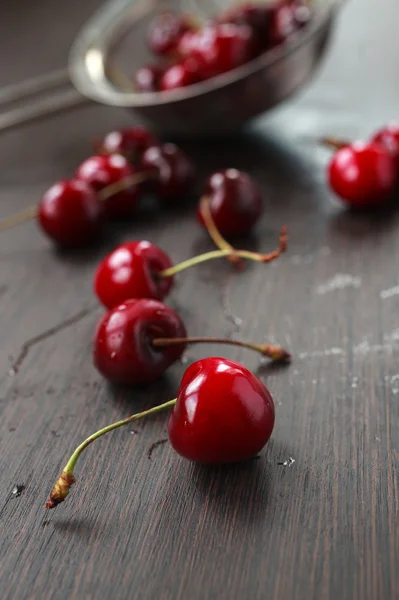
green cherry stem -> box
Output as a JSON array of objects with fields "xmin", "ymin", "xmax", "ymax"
[
  {"xmin": 45, "ymin": 399, "xmax": 177, "ymax": 510},
  {"xmin": 159, "ymin": 226, "xmax": 287, "ymax": 278}
]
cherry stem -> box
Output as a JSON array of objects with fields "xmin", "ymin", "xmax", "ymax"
[
  {"xmin": 152, "ymin": 337, "xmax": 290, "ymax": 362},
  {"xmin": 0, "ymin": 205, "xmax": 38, "ymax": 232},
  {"xmin": 45, "ymin": 398, "xmax": 177, "ymax": 510},
  {"xmin": 0, "ymin": 172, "xmax": 151, "ymax": 232},
  {"xmin": 159, "ymin": 226, "xmax": 287, "ymax": 278},
  {"xmin": 98, "ymin": 172, "xmax": 151, "ymax": 200},
  {"xmin": 199, "ymin": 196, "xmax": 244, "ymax": 270},
  {"xmin": 320, "ymin": 136, "xmax": 350, "ymax": 151}
]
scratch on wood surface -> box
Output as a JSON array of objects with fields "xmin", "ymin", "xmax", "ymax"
[
  {"xmin": 9, "ymin": 306, "xmax": 98, "ymax": 375},
  {"xmin": 147, "ymin": 438, "xmax": 168, "ymax": 461}
]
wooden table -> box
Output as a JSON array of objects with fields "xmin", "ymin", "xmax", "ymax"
[{"xmin": 1, "ymin": 0, "xmax": 398, "ymax": 598}]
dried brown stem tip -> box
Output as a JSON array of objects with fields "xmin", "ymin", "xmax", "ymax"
[
  {"xmin": 320, "ymin": 136, "xmax": 349, "ymax": 151},
  {"xmin": 261, "ymin": 344, "xmax": 291, "ymax": 362},
  {"xmin": 45, "ymin": 471, "xmax": 75, "ymax": 509}
]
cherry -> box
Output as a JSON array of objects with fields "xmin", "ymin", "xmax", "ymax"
[
  {"xmin": 94, "ymin": 240, "xmax": 174, "ymax": 308},
  {"xmin": 75, "ymin": 154, "xmax": 140, "ymax": 218},
  {"xmin": 147, "ymin": 12, "xmax": 194, "ymax": 56},
  {"xmin": 38, "ymin": 179, "xmax": 102, "ymax": 247},
  {"xmin": 94, "ymin": 298, "xmax": 290, "ymax": 385},
  {"xmin": 197, "ymin": 169, "xmax": 262, "ymax": 238},
  {"xmin": 134, "ymin": 64, "xmax": 164, "ymax": 92},
  {"xmin": 217, "ymin": 2, "xmax": 274, "ymax": 54},
  {"xmin": 141, "ymin": 143, "xmax": 196, "ymax": 201},
  {"xmin": 218, "ymin": 2, "xmax": 273, "ymax": 33},
  {"xmin": 371, "ymin": 123, "xmax": 399, "ymax": 168},
  {"xmin": 178, "ymin": 23, "xmax": 255, "ymax": 79},
  {"xmin": 99, "ymin": 126, "xmax": 157, "ymax": 163},
  {"xmin": 169, "ymin": 357, "xmax": 275, "ymax": 463},
  {"xmin": 46, "ymin": 357, "xmax": 276, "ymax": 508},
  {"xmin": 94, "ymin": 230, "xmax": 287, "ymax": 308},
  {"xmin": 94, "ymin": 299, "xmax": 187, "ymax": 385},
  {"xmin": 177, "ymin": 30, "xmax": 198, "ymax": 58},
  {"xmin": 160, "ymin": 58, "xmax": 201, "ymax": 91},
  {"xmin": 328, "ymin": 142, "xmax": 397, "ymax": 208}
]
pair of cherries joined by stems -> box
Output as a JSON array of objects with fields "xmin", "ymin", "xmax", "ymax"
[
  {"xmin": 135, "ymin": 1, "xmax": 312, "ymax": 93},
  {"xmin": 46, "ymin": 356, "xmax": 276, "ymax": 509},
  {"xmin": 323, "ymin": 123, "xmax": 399, "ymax": 208}
]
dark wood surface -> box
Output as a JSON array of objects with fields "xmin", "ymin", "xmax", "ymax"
[{"xmin": 1, "ymin": 1, "xmax": 399, "ymax": 598}]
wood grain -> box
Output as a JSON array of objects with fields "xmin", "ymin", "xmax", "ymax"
[{"xmin": 1, "ymin": 0, "xmax": 399, "ymax": 598}]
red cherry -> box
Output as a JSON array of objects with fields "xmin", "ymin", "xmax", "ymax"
[
  {"xmin": 45, "ymin": 355, "xmax": 278, "ymax": 509},
  {"xmin": 217, "ymin": 2, "xmax": 274, "ymax": 54},
  {"xmin": 76, "ymin": 154, "xmax": 140, "ymax": 219},
  {"xmin": 180, "ymin": 23, "xmax": 255, "ymax": 79},
  {"xmin": 147, "ymin": 12, "xmax": 193, "ymax": 56},
  {"xmin": 38, "ymin": 179, "xmax": 102, "ymax": 247},
  {"xmin": 100, "ymin": 126, "xmax": 157, "ymax": 163},
  {"xmin": 328, "ymin": 142, "xmax": 397, "ymax": 208},
  {"xmin": 177, "ymin": 30, "xmax": 198, "ymax": 57},
  {"xmin": 168, "ymin": 357, "xmax": 275, "ymax": 463},
  {"xmin": 134, "ymin": 64, "xmax": 164, "ymax": 92},
  {"xmin": 218, "ymin": 2, "xmax": 273, "ymax": 31},
  {"xmin": 93, "ymin": 299, "xmax": 187, "ymax": 385},
  {"xmin": 141, "ymin": 143, "xmax": 195, "ymax": 201},
  {"xmin": 197, "ymin": 169, "xmax": 262, "ymax": 237},
  {"xmin": 94, "ymin": 240, "xmax": 174, "ymax": 308},
  {"xmin": 160, "ymin": 58, "xmax": 201, "ymax": 91},
  {"xmin": 371, "ymin": 123, "xmax": 399, "ymax": 169}
]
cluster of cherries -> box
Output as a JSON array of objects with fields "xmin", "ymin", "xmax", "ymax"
[
  {"xmin": 135, "ymin": 0, "xmax": 312, "ymax": 93},
  {"xmin": 47, "ymin": 220, "xmax": 287, "ymax": 507},
  {"xmin": 40, "ymin": 128, "xmax": 195, "ymax": 246},
  {"xmin": 0, "ymin": 121, "xmax": 290, "ymax": 508},
  {"xmin": 326, "ymin": 122, "xmax": 399, "ymax": 209}
]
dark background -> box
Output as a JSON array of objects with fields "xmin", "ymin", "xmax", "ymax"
[{"xmin": 1, "ymin": 0, "xmax": 399, "ymax": 598}]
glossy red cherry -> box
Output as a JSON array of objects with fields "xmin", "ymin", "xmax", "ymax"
[
  {"xmin": 328, "ymin": 142, "xmax": 397, "ymax": 208},
  {"xmin": 177, "ymin": 30, "xmax": 198, "ymax": 57},
  {"xmin": 197, "ymin": 169, "xmax": 262, "ymax": 237},
  {"xmin": 94, "ymin": 240, "xmax": 174, "ymax": 308},
  {"xmin": 76, "ymin": 154, "xmax": 140, "ymax": 218},
  {"xmin": 94, "ymin": 299, "xmax": 187, "ymax": 385},
  {"xmin": 147, "ymin": 12, "xmax": 194, "ymax": 56},
  {"xmin": 45, "ymin": 355, "xmax": 278, "ymax": 509},
  {"xmin": 160, "ymin": 58, "xmax": 201, "ymax": 91},
  {"xmin": 217, "ymin": 2, "xmax": 274, "ymax": 53},
  {"xmin": 100, "ymin": 126, "xmax": 157, "ymax": 163},
  {"xmin": 168, "ymin": 357, "xmax": 275, "ymax": 463},
  {"xmin": 141, "ymin": 143, "xmax": 195, "ymax": 201},
  {"xmin": 179, "ymin": 23, "xmax": 255, "ymax": 79},
  {"xmin": 218, "ymin": 2, "xmax": 273, "ymax": 31},
  {"xmin": 134, "ymin": 64, "xmax": 164, "ymax": 92},
  {"xmin": 38, "ymin": 179, "xmax": 102, "ymax": 247},
  {"xmin": 371, "ymin": 123, "xmax": 399, "ymax": 168}
]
